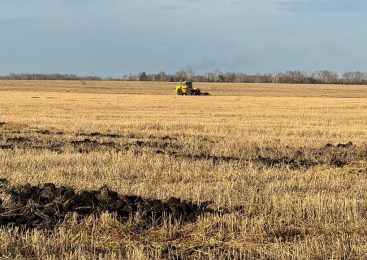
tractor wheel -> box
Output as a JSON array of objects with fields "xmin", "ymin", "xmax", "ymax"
[
  {"xmin": 177, "ymin": 89, "xmax": 183, "ymax": 95},
  {"xmin": 186, "ymin": 89, "xmax": 192, "ymax": 96}
]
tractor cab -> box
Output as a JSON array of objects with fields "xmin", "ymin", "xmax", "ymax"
[{"xmin": 184, "ymin": 80, "xmax": 192, "ymax": 88}]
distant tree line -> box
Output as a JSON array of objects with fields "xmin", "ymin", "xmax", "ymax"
[
  {"xmin": 1, "ymin": 70, "xmax": 367, "ymax": 84},
  {"xmin": 0, "ymin": 73, "xmax": 102, "ymax": 81},
  {"xmin": 125, "ymin": 70, "xmax": 367, "ymax": 85}
]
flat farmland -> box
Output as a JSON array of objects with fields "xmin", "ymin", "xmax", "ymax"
[
  {"xmin": 1, "ymin": 81, "xmax": 367, "ymax": 259},
  {"xmin": 1, "ymin": 79, "xmax": 367, "ymax": 97}
]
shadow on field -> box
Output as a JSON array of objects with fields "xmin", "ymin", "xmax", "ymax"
[{"xmin": 0, "ymin": 179, "xmax": 213, "ymax": 230}]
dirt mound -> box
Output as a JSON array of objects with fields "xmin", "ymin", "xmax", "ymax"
[{"xmin": 0, "ymin": 180, "xmax": 211, "ymax": 230}]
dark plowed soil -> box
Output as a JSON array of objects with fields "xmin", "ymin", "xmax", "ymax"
[
  {"xmin": 36, "ymin": 130, "xmax": 51, "ymax": 135},
  {"xmin": 0, "ymin": 179, "xmax": 211, "ymax": 230},
  {"xmin": 134, "ymin": 140, "xmax": 181, "ymax": 150},
  {"xmin": 147, "ymin": 135, "xmax": 178, "ymax": 142},
  {"xmin": 6, "ymin": 137, "xmax": 32, "ymax": 143},
  {"xmin": 70, "ymin": 138, "xmax": 98, "ymax": 146},
  {"xmin": 159, "ymin": 151, "xmax": 240, "ymax": 164},
  {"xmin": 161, "ymin": 136, "xmax": 177, "ymax": 141},
  {"xmin": 79, "ymin": 132, "xmax": 122, "ymax": 138},
  {"xmin": 255, "ymin": 156, "xmax": 318, "ymax": 170},
  {"xmin": 0, "ymin": 144, "xmax": 13, "ymax": 150},
  {"xmin": 156, "ymin": 150, "xmax": 341, "ymax": 169},
  {"xmin": 70, "ymin": 138, "xmax": 119, "ymax": 153},
  {"xmin": 0, "ymin": 127, "xmax": 364, "ymax": 169},
  {"xmin": 326, "ymin": 142, "xmax": 355, "ymax": 149}
]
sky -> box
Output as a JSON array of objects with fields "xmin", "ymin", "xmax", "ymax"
[{"xmin": 0, "ymin": 0, "xmax": 366, "ymax": 77}]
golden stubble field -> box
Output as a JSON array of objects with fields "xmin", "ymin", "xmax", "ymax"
[{"xmin": 1, "ymin": 80, "xmax": 367, "ymax": 259}]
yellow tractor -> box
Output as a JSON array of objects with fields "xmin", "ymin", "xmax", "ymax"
[{"xmin": 175, "ymin": 80, "xmax": 208, "ymax": 96}]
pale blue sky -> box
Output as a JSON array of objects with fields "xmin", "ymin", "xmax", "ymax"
[{"xmin": 0, "ymin": 0, "xmax": 366, "ymax": 77}]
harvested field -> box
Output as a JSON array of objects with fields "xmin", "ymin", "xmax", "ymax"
[{"xmin": 1, "ymin": 81, "xmax": 367, "ymax": 258}]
